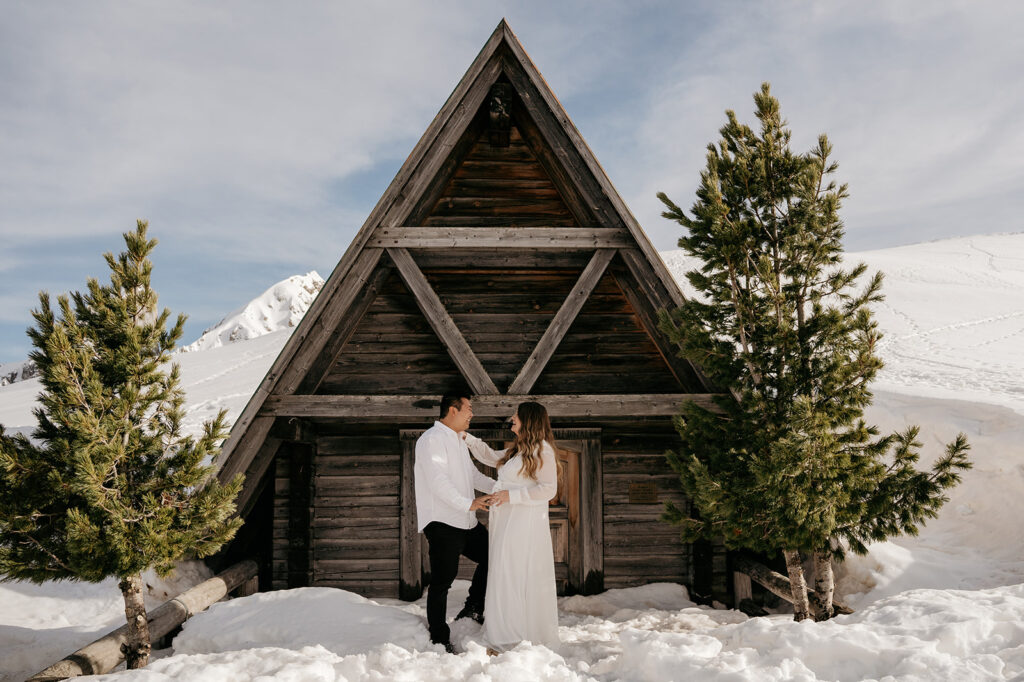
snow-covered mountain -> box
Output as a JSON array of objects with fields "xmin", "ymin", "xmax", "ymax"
[
  {"xmin": 0, "ymin": 272, "xmax": 324, "ymax": 389},
  {"xmin": 2, "ymin": 234, "xmax": 1023, "ymax": 682},
  {"xmin": 0, "ymin": 359, "xmax": 37, "ymax": 387},
  {"xmin": 181, "ymin": 271, "xmax": 324, "ymax": 353}
]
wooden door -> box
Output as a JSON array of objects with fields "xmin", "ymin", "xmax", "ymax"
[
  {"xmin": 548, "ymin": 441, "xmax": 580, "ymax": 595},
  {"xmin": 460, "ymin": 434, "xmax": 582, "ymax": 596}
]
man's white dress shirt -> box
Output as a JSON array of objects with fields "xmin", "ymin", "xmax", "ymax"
[{"xmin": 414, "ymin": 421, "xmax": 496, "ymax": 532}]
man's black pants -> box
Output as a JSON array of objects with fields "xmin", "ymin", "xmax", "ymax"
[{"xmin": 423, "ymin": 521, "xmax": 488, "ymax": 644}]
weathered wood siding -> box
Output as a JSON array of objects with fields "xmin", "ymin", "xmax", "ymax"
[
  {"xmin": 267, "ymin": 419, "xmax": 689, "ymax": 597},
  {"xmin": 533, "ymin": 271, "xmax": 683, "ymax": 394},
  {"xmin": 320, "ymin": 271, "xmax": 464, "ymax": 395},
  {"xmin": 425, "ymin": 124, "xmax": 577, "ymax": 227},
  {"xmin": 601, "ymin": 422, "xmax": 690, "ymax": 589},
  {"xmin": 311, "ymin": 425, "xmax": 402, "ymax": 597},
  {"xmin": 423, "ymin": 269, "xmax": 579, "ymax": 393}
]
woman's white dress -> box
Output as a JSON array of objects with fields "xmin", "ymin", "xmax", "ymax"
[{"xmin": 464, "ymin": 434, "xmax": 559, "ymax": 649}]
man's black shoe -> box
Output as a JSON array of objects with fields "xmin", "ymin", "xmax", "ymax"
[
  {"xmin": 455, "ymin": 605, "xmax": 484, "ymax": 624},
  {"xmin": 433, "ymin": 639, "xmax": 455, "ymax": 654}
]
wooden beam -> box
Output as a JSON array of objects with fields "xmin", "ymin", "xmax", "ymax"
[
  {"xmin": 217, "ymin": 248, "xmax": 383, "ymax": 485},
  {"xmin": 275, "ymin": 249, "xmax": 385, "ymax": 395},
  {"xmin": 507, "ymin": 250, "xmax": 615, "ymax": 394},
  {"xmin": 212, "ymin": 26, "xmax": 505, "ymax": 481},
  {"xmin": 259, "ymin": 393, "xmax": 725, "ymax": 418},
  {"xmin": 29, "ymin": 560, "xmax": 258, "ymax": 681},
  {"xmin": 297, "ymin": 262, "xmax": 393, "ymax": 394},
  {"xmin": 235, "ymin": 431, "xmax": 283, "ymax": 519},
  {"xmin": 369, "ymin": 227, "xmax": 630, "ymax": 249},
  {"xmin": 499, "ymin": 24, "xmax": 685, "ymax": 307},
  {"xmin": 387, "ymin": 247, "xmax": 499, "ymax": 395},
  {"xmin": 618, "ymin": 249, "xmax": 716, "ymax": 392}
]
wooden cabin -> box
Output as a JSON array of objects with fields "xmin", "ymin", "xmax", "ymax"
[{"xmin": 211, "ymin": 20, "xmax": 730, "ymax": 602}]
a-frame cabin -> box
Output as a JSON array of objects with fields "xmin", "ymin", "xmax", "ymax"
[{"xmin": 211, "ymin": 20, "xmax": 729, "ymax": 601}]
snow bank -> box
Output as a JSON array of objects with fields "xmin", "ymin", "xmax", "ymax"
[
  {"xmin": 181, "ymin": 271, "xmax": 323, "ymax": 353},
  {"xmin": 172, "ymin": 587, "xmax": 430, "ymax": 655},
  {"xmin": 0, "ymin": 561, "xmax": 211, "ymax": 682},
  {"xmin": 80, "ymin": 582, "xmax": 1024, "ymax": 682}
]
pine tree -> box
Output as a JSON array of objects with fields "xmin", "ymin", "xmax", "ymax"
[
  {"xmin": 0, "ymin": 221, "xmax": 243, "ymax": 667},
  {"xmin": 658, "ymin": 84, "xmax": 971, "ymax": 621}
]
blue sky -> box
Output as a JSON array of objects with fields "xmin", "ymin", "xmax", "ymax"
[{"xmin": 2, "ymin": 1, "xmax": 1022, "ymax": 362}]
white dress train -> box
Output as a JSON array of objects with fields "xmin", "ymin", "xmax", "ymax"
[{"xmin": 464, "ymin": 434, "xmax": 560, "ymax": 649}]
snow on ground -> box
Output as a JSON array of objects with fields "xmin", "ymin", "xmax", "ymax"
[
  {"xmin": 76, "ymin": 581, "xmax": 1024, "ymax": 682},
  {"xmin": 0, "ymin": 562, "xmax": 211, "ymax": 681},
  {"xmin": 1, "ymin": 233, "xmax": 1023, "ymax": 681}
]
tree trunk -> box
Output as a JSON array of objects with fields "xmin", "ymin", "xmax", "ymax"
[
  {"xmin": 732, "ymin": 554, "xmax": 853, "ymax": 615},
  {"xmin": 119, "ymin": 574, "xmax": 151, "ymax": 669},
  {"xmin": 782, "ymin": 549, "xmax": 812, "ymax": 622},
  {"xmin": 810, "ymin": 552, "xmax": 835, "ymax": 621}
]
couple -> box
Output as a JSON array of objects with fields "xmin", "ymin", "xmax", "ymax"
[{"xmin": 413, "ymin": 394, "xmax": 559, "ymax": 654}]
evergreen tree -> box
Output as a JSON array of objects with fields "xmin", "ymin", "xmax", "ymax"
[
  {"xmin": 658, "ymin": 84, "xmax": 970, "ymax": 621},
  {"xmin": 0, "ymin": 221, "xmax": 243, "ymax": 667}
]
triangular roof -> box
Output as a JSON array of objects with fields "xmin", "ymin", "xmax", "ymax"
[{"xmin": 215, "ymin": 20, "xmax": 714, "ymax": 513}]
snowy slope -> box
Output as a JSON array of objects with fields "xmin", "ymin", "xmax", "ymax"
[
  {"xmin": 1, "ymin": 234, "xmax": 1023, "ymax": 681},
  {"xmin": 662, "ymin": 232, "xmax": 1024, "ymax": 415}
]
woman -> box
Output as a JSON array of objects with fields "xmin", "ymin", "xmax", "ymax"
[{"xmin": 463, "ymin": 401, "xmax": 559, "ymax": 650}]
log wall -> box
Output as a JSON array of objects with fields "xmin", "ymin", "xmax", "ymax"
[
  {"xmin": 311, "ymin": 425, "xmax": 402, "ymax": 597},
  {"xmin": 600, "ymin": 421, "xmax": 690, "ymax": 589},
  {"xmin": 267, "ymin": 418, "xmax": 691, "ymax": 598}
]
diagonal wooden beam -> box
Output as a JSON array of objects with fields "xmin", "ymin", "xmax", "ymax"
[
  {"xmin": 618, "ymin": 248, "xmax": 715, "ymax": 392},
  {"xmin": 611, "ymin": 266, "xmax": 705, "ymax": 394},
  {"xmin": 507, "ymin": 249, "xmax": 615, "ymax": 395},
  {"xmin": 386, "ymin": 247, "xmax": 499, "ymax": 395},
  {"xmin": 297, "ymin": 263, "xmax": 393, "ymax": 395}
]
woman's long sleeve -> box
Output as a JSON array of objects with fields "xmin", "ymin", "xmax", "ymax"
[
  {"xmin": 464, "ymin": 433, "xmax": 505, "ymax": 467},
  {"xmin": 507, "ymin": 443, "xmax": 558, "ymax": 505}
]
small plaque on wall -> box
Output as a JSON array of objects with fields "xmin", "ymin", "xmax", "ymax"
[{"xmin": 628, "ymin": 481, "xmax": 658, "ymax": 504}]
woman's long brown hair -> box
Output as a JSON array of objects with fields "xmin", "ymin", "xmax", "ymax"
[{"xmin": 499, "ymin": 401, "xmax": 555, "ymax": 481}]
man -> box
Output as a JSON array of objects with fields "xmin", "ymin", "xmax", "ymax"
[{"xmin": 414, "ymin": 393, "xmax": 495, "ymax": 653}]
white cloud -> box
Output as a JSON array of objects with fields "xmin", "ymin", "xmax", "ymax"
[
  {"xmin": 2, "ymin": 0, "xmax": 1023, "ymax": 356},
  {"xmin": 621, "ymin": 1, "xmax": 1024, "ymax": 249},
  {"xmin": 0, "ymin": 2, "xmax": 492, "ymax": 244}
]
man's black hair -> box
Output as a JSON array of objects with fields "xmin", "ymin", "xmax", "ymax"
[{"xmin": 439, "ymin": 393, "xmax": 471, "ymax": 420}]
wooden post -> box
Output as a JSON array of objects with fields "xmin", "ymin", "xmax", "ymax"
[
  {"xmin": 399, "ymin": 437, "xmax": 423, "ymax": 600},
  {"xmin": 733, "ymin": 572, "xmax": 753, "ymax": 604},
  {"xmin": 579, "ymin": 436, "xmax": 603, "ymax": 594},
  {"xmin": 29, "ymin": 560, "xmax": 258, "ymax": 681}
]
